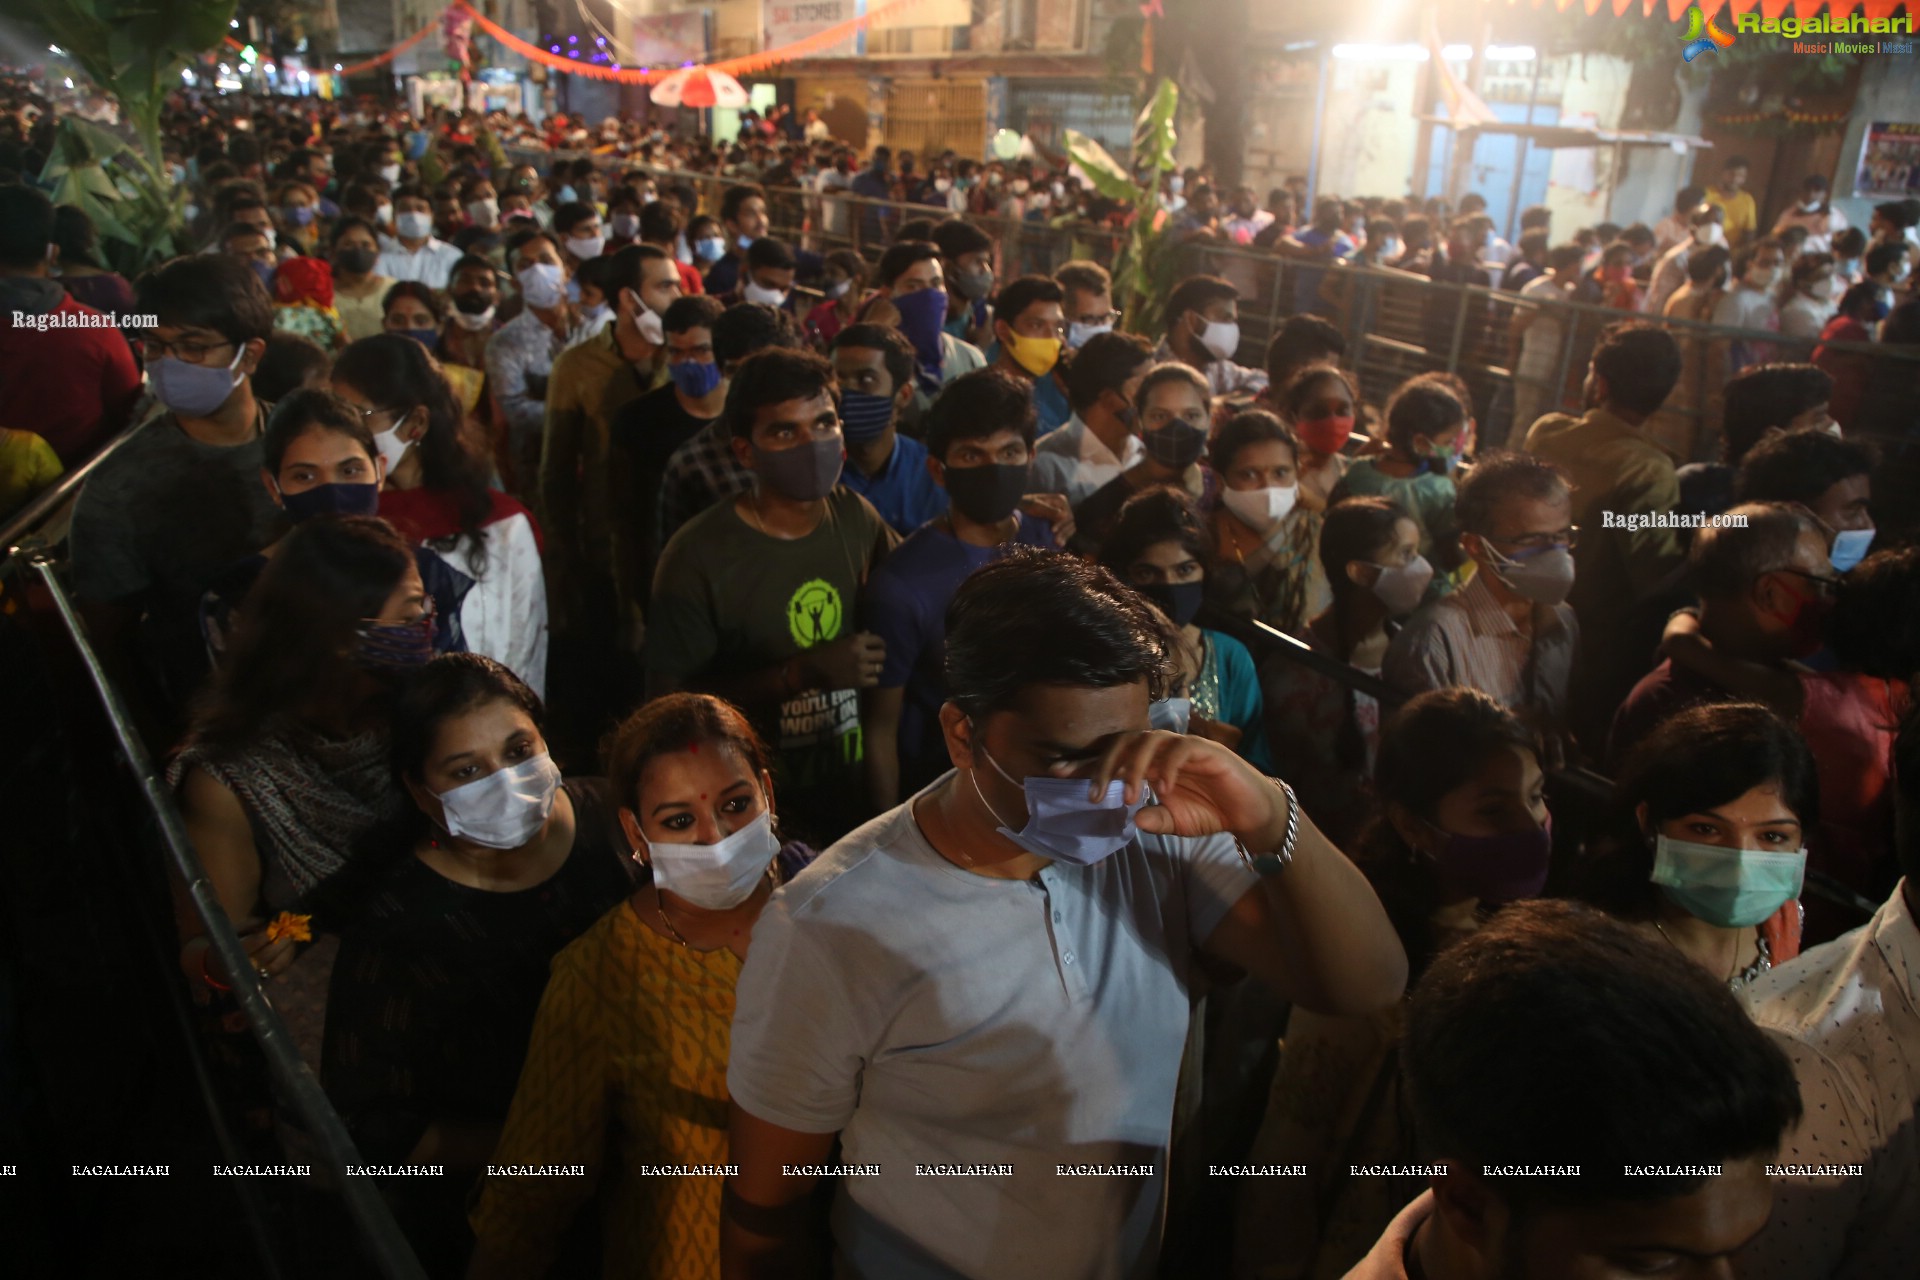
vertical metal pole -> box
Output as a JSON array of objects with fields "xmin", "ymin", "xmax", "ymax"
[
  {"xmin": 1305, "ymin": 44, "xmax": 1331, "ymax": 211},
  {"xmin": 1444, "ymin": 281, "xmax": 1471, "ymax": 374}
]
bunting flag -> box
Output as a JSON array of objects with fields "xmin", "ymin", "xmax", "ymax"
[
  {"xmin": 451, "ymin": 0, "xmax": 940, "ymax": 84},
  {"xmin": 334, "ymin": 21, "xmax": 440, "ymax": 77},
  {"xmin": 1426, "ymin": 9, "xmax": 1501, "ymax": 129}
]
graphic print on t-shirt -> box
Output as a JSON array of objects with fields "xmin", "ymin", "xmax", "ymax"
[{"xmin": 787, "ymin": 578, "xmax": 844, "ymax": 649}]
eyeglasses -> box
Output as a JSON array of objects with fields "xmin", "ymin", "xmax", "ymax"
[
  {"xmin": 1486, "ymin": 525, "xmax": 1579, "ymax": 554},
  {"xmin": 1075, "ymin": 310, "xmax": 1122, "ymax": 328},
  {"xmin": 1770, "ymin": 567, "xmax": 1842, "ymax": 595},
  {"xmin": 138, "ymin": 335, "xmax": 236, "ymax": 364}
]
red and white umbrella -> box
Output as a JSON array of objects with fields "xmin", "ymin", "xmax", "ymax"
[{"xmin": 649, "ymin": 67, "xmax": 750, "ymax": 109}]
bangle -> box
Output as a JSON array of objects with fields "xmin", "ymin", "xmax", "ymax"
[
  {"xmin": 1234, "ymin": 777, "xmax": 1301, "ymax": 875},
  {"xmin": 197, "ymin": 944, "xmax": 231, "ymax": 992}
]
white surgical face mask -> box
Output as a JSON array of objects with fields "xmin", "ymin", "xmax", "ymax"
[
  {"xmin": 374, "ymin": 201, "xmax": 394, "ymax": 228},
  {"xmin": 1693, "ymin": 223, "xmax": 1727, "ymax": 249},
  {"xmin": 373, "ymin": 416, "xmax": 413, "ymax": 475},
  {"xmin": 643, "ymin": 809, "xmax": 779, "ymax": 910},
  {"xmin": 1221, "ymin": 483, "xmax": 1298, "ymax": 529},
  {"xmin": 1746, "ymin": 264, "xmax": 1782, "ymax": 289},
  {"xmin": 434, "ymin": 753, "xmax": 562, "ymax": 850},
  {"xmin": 1809, "ymin": 276, "xmax": 1839, "ymax": 302},
  {"xmin": 1195, "ymin": 316, "xmax": 1240, "ymax": 362},
  {"xmin": 378, "ymin": 162, "xmax": 401, "ymax": 185},
  {"xmin": 1066, "ymin": 319, "xmax": 1112, "ymax": 350},
  {"xmin": 742, "ymin": 280, "xmax": 789, "ymax": 308},
  {"xmin": 517, "ymin": 261, "xmax": 566, "ymax": 309},
  {"xmin": 565, "ymin": 233, "xmax": 606, "ymax": 261},
  {"xmin": 1366, "ymin": 555, "xmax": 1435, "ymax": 616},
  {"xmin": 636, "ymin": 304, "xmax": 665, "ymax": 345},
  {"xmin": 1148, "ymin": 696, "xmax": 1193, "ymax": 734},
  {"xmin": 396, "ymin": 210, "xmax": 434, "ymax": 241},
  {"xmin": 825, "ymin": 278, "xmax": 851, "ymax": 300},
  {"xmin": 450, "ymin": 305, "xmax": 496, "ymax": 331}
]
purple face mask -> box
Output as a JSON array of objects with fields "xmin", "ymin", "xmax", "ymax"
[{"xmin": 1422, "ymin": 813, "xmax": 1553, "ymax": 902}]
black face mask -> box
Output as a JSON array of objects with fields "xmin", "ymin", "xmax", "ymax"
[
  {"xmin": 1138, "ymin": 579, "xmax": 1205, "ymax": 628},
  {"xmin": 453, "ymin": 291, "xmax": 494, "ymax": 315},
  {"xmin": 943, "ymin": 462, "xmax": 1029, "ymax": 525},
  {"xmin": 1143, "ymin": 421, "xmax": 1207, "ymax": 470}
]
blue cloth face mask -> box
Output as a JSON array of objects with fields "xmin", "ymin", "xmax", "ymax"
[
  {"xmin": 668, "ymin": 358, "xmax": 722, "ymax": 398},
  {"xmin": 970, "ymin": 742, "xmax": 1147, "ymax": 867},
  {"xmin": 1829, "ymin": 527, "xmax": 1874, "ymax": 574},
  {"xmin": 149, "ymin": 345, "xmax": 246, "ymax": 418},
  {"xmin": 278, "ymin": 481, "xmax": 381, "ymax": 523},
  {"xmin": 838, "ymin": 389, "xmax": 896, "ymax": 443},
  {"xmin": 1650, "ymin": 834, "xmax": 1806, "ymax": 929}
]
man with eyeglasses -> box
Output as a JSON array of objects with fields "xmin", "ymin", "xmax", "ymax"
[
  {"xmin": 1524, "ymin": 320, "xmax": 1686, "ymax": 748},
  {"xmin": 1608, "ymin": 502, "xmax": 1837, "ymax": 770},
  {"xmin": 647, "ymin": 347, "xmax": 899, "ymax": 847},
  {"xmin": 69, "ymin": 254, "xmax": 280, "ymax": 729},
  {"xmin": 1385, "ymin": 452, "xmax": 1581, "ymax": 759}
]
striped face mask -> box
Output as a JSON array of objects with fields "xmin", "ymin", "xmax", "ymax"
[{"xmin": 353, "ymin": 598, "xmax": 437, "ymax": 669}]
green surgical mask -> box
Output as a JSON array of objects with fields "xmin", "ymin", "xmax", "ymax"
[{"xmin": 1650, "ymin": 834, "xmax": 1806, "ymax": 929}]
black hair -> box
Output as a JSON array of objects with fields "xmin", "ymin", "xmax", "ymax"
[
  {"xmin": 1720, "ymin": 364, "xmax": 1836, "ymax": 465},
  {"xmin": 923, "ymin": 367, "xmax": 1036, "ymax": 460},
  {"xmin": 1454, "ymin": 451, "xmax": 1568, "ymax": 536},
  {"xmin": 712, "ymin": 301, "xmax": 801, "ymax": 368},
  {"xmin": 1832, "ymin": 227, "xmax": 1868, "ymax": 258},
  {"xmin": 50, "ymin": 203, "xmax": 104, "ymax": 270},
  {"xmin": 545, "ymin": 202, "xmax": 593, "ymax": 239},
  {"xmin": 745, "ymin": 237, "xmax": 796, "ymax": 272},
  {"xmin": 1686, "ymin": 244, "xmax": 1731, "ymax": 287},
  {"xmin": 254, "ymin": 335, "xmax": 334, "ymax": 406},
  {"xmin": 662, "ymin": 293, "xmax": 725, "ymax": 337},
  {"xmin": 896, "ymin": 218, "xmax": 938, "ymax": 244},
  {"xmin": 504, "ymin": 225, "xmax": 561, "ymax": 262},
  {"xmin": 136, "ymin": 253, "xmax": 276, "ymax": 346},
  {"xmin": 1516, "ymin": 204, "xmax": 1551, "ymax": 231},
  {"xmin": 993, "ymin": 275, "xmax": 1064, "ymax": 329},
  {"xmin": 1276, "ymin": 363, "xmax": 1357, "ymax": 423},
  {"xmin": 381, "ymin": 280, "xmax": 445, "ymax": 322},
  {"xmin": 1064, "ymin": 330, "xmax": 1155, "ymax": 413},
  {"xmin": 1403, "ymin": 898, "xmax": 1802, "ymax": 1211},
  {"xmin": 575, "ymin": 255, "xmax": 618, "ymax": 301},
  {"xmin": 1133, "ymin": 362, "xmax": 1213, "ymax": 420},
  {"xmin": 833, "ymin": 322, "xmax": 916, "ymax": 399},
  {"xmin": 1517, "ymin": 228, "xmax": 1549, "ymax": 259},
  {"xmin": 449, "ymin": 253, "xmax": 497, "ymax": 287},
  {"xmin": 1054, "ymin": 260, "xmax": 1111, "ymax": 298},
  {"xmin": 1581, "ymin": 700, "xmax": 1818, "ymax": 916},
  {"xmin": 603, "ymin": 692, "xmax": 773, "ymax": 825},
  {"xmin": 262, "ymin": 387, "xmax": 376, "ymax": 475},
  {"xmin": 1734, "ymin": 426, "xmax": 1874, "ymax": 509},
  {"xmin": 823, "ymin": 248, "xmax": 866, "ymax": 282},
  {"xmin": 1590, "ymin": 321, "xmax": 1682, "ymax": 416},
  {"xmin": 331, "ymin": 335, "xmax": 491, "ymax": 554},
  {"xmin": 390, "ymin": 653, "xmax": 545, "ymax": 787},
  {"xmin": 720, "ymin": 182, "xmax": 765, "ymax": 225},
  {"xmin": 1209, "ymin": 409, "xmax": 1297, "ymax": 476},
  {"xmin": 724, "ymin": 346, "xmax": 835, "ymax": 442},
  {"xmin": 189, "ymin": 516, "xmax": 414, "ymax": 757},
  {"xmin": 1363, "ymin": 688, "xmax": 1541, "ymax": 974},
  {"xmin": 1264, "ymin": 315, "xmax": 1346, "ymax": 386},
  {"xmin": 1722, "ymin": 153, "xmax": 1750, "ymax": 172},
  {"xmin": 1100, "ymin": 485, "xmax": 1212, "ymax": 584},
  {"xmin": 1864, "ymin": 241, "xmax": 1907, "ymax": 277},
  {"xmin": 932, "ymin": 217, "xmax": 994, "ymax": 261},
  {"xmin": 1164, "ymin": 275, "xmax": 1238, "ymax": 332},
  {"xmin": 1546, "ymin": 242, "xmax": 1586, "ymax": 274},
  {"xmin": 944, "ymin": 548, "xmax": 1176, "ymax": 719},
  {"xmin": 1825, "ymin": 547, "xmax": 1920, "ymax": 681},
  {"xmin": 1385, "ymin": 380, "xmax": 1466, "ymax": 458},
  {"xmin": 1686, "ymin": 501, "xmax": 1823, "ymax": 601},
  {"xmin": 877, "ymin": 239, "xmax": 940, "ymax": 289},
  {"xmin": 638, "ymin": 200, "xmax": 679, "ymax": 244}
]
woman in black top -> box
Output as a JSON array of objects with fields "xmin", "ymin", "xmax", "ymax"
[{"xmin": 322, "ymin": 652, "xmax": 633, "ymax": 1275}]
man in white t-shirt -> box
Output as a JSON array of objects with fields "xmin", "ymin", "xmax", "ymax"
[{"xmin": 721, "ymin": 551, "xmax": 1406, "ymax": 1280}]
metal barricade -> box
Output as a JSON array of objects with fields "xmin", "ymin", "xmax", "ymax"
[{"xmin": 3, "ymin": 540, "xmax": 427, "ymax": 1277}]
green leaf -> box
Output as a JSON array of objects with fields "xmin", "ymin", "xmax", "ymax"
[
  {"xmin": 1063, "ymin": 130, "xmax": 1138, "ymax": 205},
  {"xmin": 1131, "ymin": 79, "xmax": 1179, "ymax": 175}
]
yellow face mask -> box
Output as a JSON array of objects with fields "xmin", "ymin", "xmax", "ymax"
[{"xmin": 1004, "ymin": 330, "xmax": 1062, "ymax": 377}]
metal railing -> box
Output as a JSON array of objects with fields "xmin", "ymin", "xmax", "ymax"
[
  {"xmin": 514, "ymin": 145, "xmax": 1919, "ymax": 462},
  {"xmin": 0, "ymin": 411, "xmax": 156, "ymax": 567},
  {"xmin": 6, "ymin": 544, "xmax": 428, "ymax": 1280}
]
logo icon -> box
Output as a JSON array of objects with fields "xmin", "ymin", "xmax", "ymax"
[
  {"xmin": 1681, "ymin": 6, "xmax": 1736, "ymax": 61},
  {"xmin": 786, "ymin": 579, "xmax": 844, "ymax": 649}
]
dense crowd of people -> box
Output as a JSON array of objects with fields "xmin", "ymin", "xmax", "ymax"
[{"xmin": 4, "ymin": 81, "xmax": 1920, "ymax": 1280}]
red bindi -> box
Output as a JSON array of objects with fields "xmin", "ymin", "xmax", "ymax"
[
  {"xmin": 688, "ymin": 742, "xmax": 700, "ymax": 754},
  {"xmin": 700, "ymin": 793, "xmax": 708, "ymax": 800}
]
